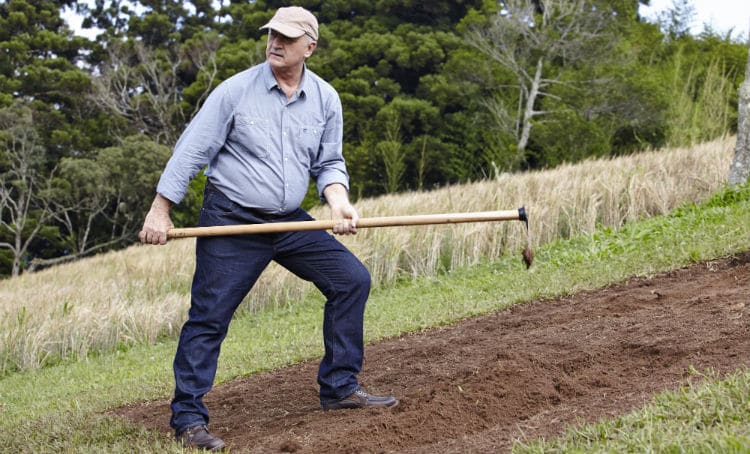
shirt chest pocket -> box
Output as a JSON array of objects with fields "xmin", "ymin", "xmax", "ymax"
[
  {"xmin": 297, "ymin": 125, "xmax": 325, "ymax": 159},
  {"xmin": 233, "ymin": 115, "xmax": 270, "ymax": 158}
]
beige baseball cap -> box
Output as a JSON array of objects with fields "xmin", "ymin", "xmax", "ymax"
[{"xmin": 260, "ymin": 6, "xmax": 319, "ymax": 41}]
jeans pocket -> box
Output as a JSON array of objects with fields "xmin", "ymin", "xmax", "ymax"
[{"xmin": 200, "ymin": 185, "xmax": 240, "ymax": 225}]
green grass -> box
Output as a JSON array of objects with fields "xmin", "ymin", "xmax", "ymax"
[
  {"xmin": 514, "ymin": 368, "xmax": 750, "ymax": 453},
  {"xmin": 1, "ymin": 184, "xmax": 750, "ymax": 452}
]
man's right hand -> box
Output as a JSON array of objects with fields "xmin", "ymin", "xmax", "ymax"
[{"xmin": 139, "ymin": 194, "xmax": 174, "ymax": 245}]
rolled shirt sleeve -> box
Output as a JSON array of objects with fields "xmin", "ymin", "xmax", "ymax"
[
  {"xmin": 311, "ymin": 91, "xmax": 349, "ymax": 198},
  {"xmin": 156, "ymin": 82, "xmax": 235, "ymax": 204}
]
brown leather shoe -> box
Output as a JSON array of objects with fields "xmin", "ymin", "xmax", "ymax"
[
  {"xmin": 321, "ymin": 388, "xmax": 398, "ymax": 411},
  {"xmin": 176, "ymin": 425, "xmax": 226, "ymax": 451}
]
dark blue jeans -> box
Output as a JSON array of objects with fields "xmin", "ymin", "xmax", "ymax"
[{"xmin": 170, "ymin": 183, "xmax": 371, "ymax": 433}]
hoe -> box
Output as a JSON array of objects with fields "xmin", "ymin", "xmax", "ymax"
[{"xmin": 167, "ymin": 207, "xmax": 534, "ymax": 268}]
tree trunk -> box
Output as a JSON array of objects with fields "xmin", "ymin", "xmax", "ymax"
[
  {"xmin": 517, "ymin": 58, "xmax": 544, "ymax": 155},
  {"xmin": 728, "ymin": 40, "xmax": 750, "ymax": 186}
]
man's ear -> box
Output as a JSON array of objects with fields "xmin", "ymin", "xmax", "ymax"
[{"xmin": 305, "ymin": 41, "xmax": 317, "ymax": 58}]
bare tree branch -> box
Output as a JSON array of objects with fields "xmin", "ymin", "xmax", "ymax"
[
  {"xmin": 90, "ymin": 36, "xmax": 219, "ymax": 146},
  {"xmin": 0, "ymin": 104, "xmax": 62, "ymax": 276},
  {"xmin": 466, "ymin": 0, "xmax": 616, "ymax": 162}
]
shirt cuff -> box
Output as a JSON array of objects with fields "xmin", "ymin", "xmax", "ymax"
[{"xmin": 317, "ymin": 170, "xmax": 349, "ymax": 200}]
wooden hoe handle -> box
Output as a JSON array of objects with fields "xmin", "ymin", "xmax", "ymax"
[{"xmin": 167, "ymin": 207, "xmax": 528, "ymax": 239}]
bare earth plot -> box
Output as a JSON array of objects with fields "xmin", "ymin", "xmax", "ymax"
[{"xmin": 118, "ymin": 251, "xmax": 750, "ymax": 453}]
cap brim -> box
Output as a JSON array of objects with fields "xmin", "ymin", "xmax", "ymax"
[{"xmin": 259, "ymin": 20, "xmax": 306, "ymax": 38}]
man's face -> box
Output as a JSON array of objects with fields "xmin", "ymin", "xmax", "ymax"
[{"xmin": 266, "ymin": 29, "xmax": 316, "ymax": 70}]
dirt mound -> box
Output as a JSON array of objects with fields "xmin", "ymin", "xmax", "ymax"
[{"xmin": 117, "ymin": 252, "xmax": 750, "ymax": 453}]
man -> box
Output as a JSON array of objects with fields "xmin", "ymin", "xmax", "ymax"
[{"xmin": 139, "ymin": 6, "xmax": 397, "ymax": 451}]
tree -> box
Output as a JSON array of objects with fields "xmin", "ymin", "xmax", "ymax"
[
  {"xmin": 654, "ymin": 0, "xmax": 696, "ymax": 41},
  {"xmin": 39, "ymin": 156, "xmax": 113, "ymax": 268},
  {"xmin": 84, "ymin": 0, "xmax": 217, "ymax": 45},
  {"xmin": 728, "ymin": 40, "xmax": 750, "ymax": 186},
  {"xmin": 376, "ymin": 115, "xmax": 406, "ymax": 193},
  {"xmin": 90, "ymin": 36, "xmax": 219, "ymax": 146},
  {"xmin": 466, "ymin": 0, "xmax": 618, "ymax": 168},
  {"xmin": 0, "ymin": 104, "xmax": 61, "ymax": 276},
  {"xmin": 0, "ymin": 0, "xmax": 95, "ymax": 155},
  {"xmin": 27, "ymin": 134, "xmax": 173, "ymax": 271}
]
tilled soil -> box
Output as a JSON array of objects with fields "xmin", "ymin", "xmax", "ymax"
[{"xmin": 118, "ymin": 251, "xmax": 750, "ymax": 453}]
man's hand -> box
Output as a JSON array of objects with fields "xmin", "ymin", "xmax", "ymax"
[
  {"xmin": 323, "ymin": 183, "xmax": 358, "ymax": 235},
  {"xmin": 139, "ymin": 194, "xmax": 175, "ymax": 245}
]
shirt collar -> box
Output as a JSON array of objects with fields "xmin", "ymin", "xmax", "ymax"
[{"xmin": 262, "ymin": 61, "xmax": 309, "ymax": 98}]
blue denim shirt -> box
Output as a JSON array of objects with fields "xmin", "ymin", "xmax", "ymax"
[{"xmin": 156, "ymin": 61, "xmax": 349, "ymax": 215}]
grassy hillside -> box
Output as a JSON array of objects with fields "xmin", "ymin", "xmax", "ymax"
[
  {"xmin": 1, "ymin": 136, "xmax": 749, "ymax": 452},
  {"xmin": 0, "ymin": 137, "xmax": 736, "ymax": 375}
]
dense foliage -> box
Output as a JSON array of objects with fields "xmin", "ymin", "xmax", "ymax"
[{"xmin": 0, "ymin": 0, "xmax": 747, "ymax": 277}]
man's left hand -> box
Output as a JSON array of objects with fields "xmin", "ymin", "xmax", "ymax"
[{"xmin": 323, "ymin": 184, "xmax": 358, "ymax": 235}]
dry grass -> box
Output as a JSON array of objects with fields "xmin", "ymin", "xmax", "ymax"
[{"xmin": 0, "ymin": 136, "xmax": 735, "ymax": 374}]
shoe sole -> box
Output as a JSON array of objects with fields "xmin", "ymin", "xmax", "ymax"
[{"xmin": 321, "ymin": 400, "xmax": 399, "ymax": 411}]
